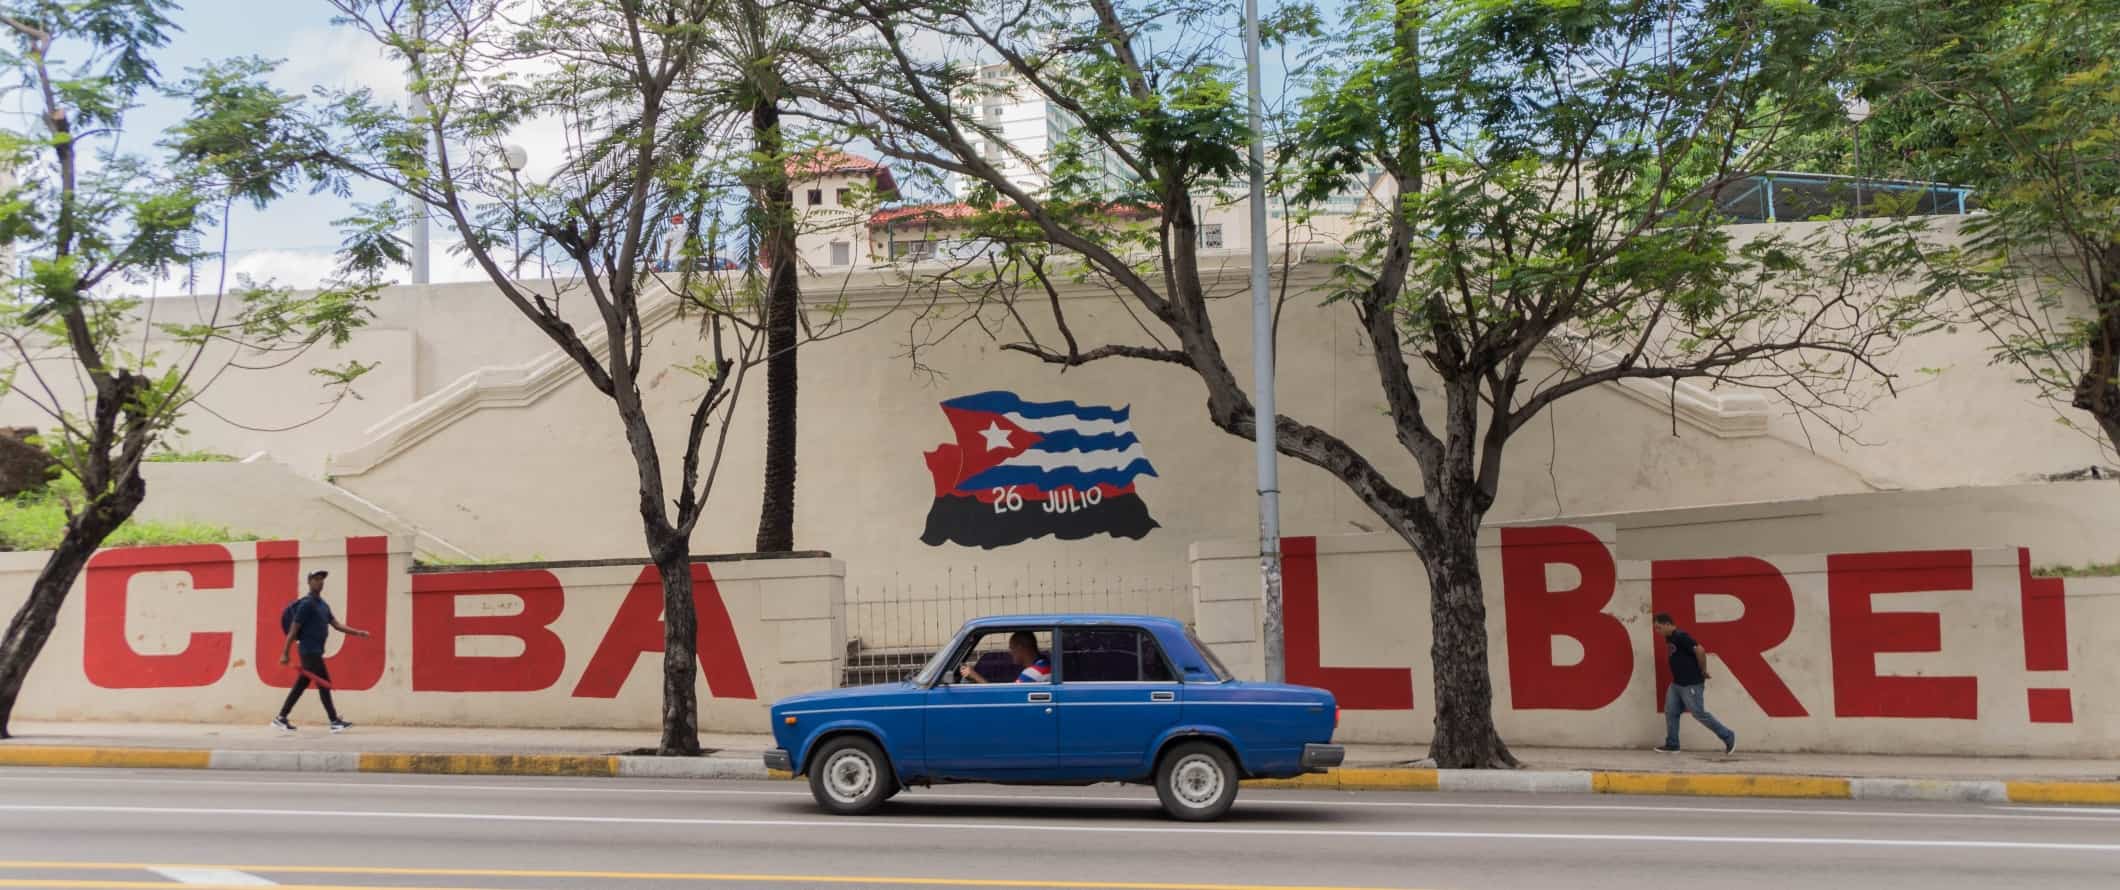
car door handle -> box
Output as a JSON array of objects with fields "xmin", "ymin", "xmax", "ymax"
[
  {"xmin": 1151, "ymin": 691, "xmax": 1176, "ymax": 702},
  {"xmin": 1027, "ymin": 692, "xmax": 1052, "ymax": 703}
]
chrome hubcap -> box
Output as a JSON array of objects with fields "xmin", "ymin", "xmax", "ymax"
[
  {"xmin": 823, "ymin": 749, "xmax": 875, "ymax": 804},
  {"xmin": 1172, "ymin": 754, "xmax": 1225, "ymax": 808}
]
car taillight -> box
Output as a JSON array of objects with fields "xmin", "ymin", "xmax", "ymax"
[{"xmin": 1334, "ymin": 707, "xmax": 1340, "ymax": 727}]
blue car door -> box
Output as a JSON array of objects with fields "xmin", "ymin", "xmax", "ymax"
[
  {"xmin": 1053, "ymin": 626, "xmax": 1183, "ymax": 777},
  {"xmin": 923, "ymin": 627, "xmax": 1058, "ymax": 778}
]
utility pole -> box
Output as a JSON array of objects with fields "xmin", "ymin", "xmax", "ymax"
[
  {"xmin": 407, "ymin": 13, "xmax": 432, "ymax": 285},
  {"xmin": 1244, "ymin": 0, "xmax": 1284, "ymax": 683}
]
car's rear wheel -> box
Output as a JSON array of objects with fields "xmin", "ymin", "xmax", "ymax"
[
  {"xmin": 1155, "ymin": 741, "xmax": 1239, "ymax": 821},
  {"xmin": 807, "ymin": 736, "xmax": 894, "ymax": 816}
]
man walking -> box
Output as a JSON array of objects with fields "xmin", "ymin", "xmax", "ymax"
[
  {"xmin": 274, "ymin": 569, "xmax": 369, "ymax": 734},
  {"xmin": 1655, "ymin": 613, "xmax": 1737, "ymax": 754}
]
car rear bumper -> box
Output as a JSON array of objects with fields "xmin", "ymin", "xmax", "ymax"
[
  {"xmin": 763, "ymin": 748, "xmax": 793, "ymax": 773},
  {"xmin": 1300, "ymin": 743, "xmax": 1344, "ymax": 773}
]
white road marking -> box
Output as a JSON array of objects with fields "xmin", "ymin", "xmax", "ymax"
[
  {"xmin": 149, "ymin": 867, "xmax": 275, "ymax": 885},
  {"xmin": 1, "ymin": 772, "xmax": 2115, "ymax": 823},
  {"xmin": 3, "ymin": 804, "xmax": 2118, "ymax": 853}
]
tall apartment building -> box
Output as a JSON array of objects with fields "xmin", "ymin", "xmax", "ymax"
[{"xmin": 952, "ymin": 63, "xmax": 1131, "ymax": 200}]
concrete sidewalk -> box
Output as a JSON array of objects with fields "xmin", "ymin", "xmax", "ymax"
[{"xmin": 4, "ymin": 720, "xmax": 2115, "ymax": 803}]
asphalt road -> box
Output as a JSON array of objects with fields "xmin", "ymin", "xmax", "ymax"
[{"xmin": 0, "ymin": 767, "xmax": 2116, "ymax": 890}]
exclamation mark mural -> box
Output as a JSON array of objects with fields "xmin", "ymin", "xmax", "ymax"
[{"xmin": 2017, "ymin": 549, "xmax": 2074, "ymax": 723}]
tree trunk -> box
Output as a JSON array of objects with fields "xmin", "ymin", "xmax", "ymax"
[
  {"xmin": 752, "ymin": 97, "xmax": 799, "ymax": 553},
  {"xmin": 2074, "ymin": 272, "xmax": 2120, "ymax": 458},
  {"xmin": 651, "ymin": 540, "xmax": 704, "ymax": 757},
  {"xmin": 1418, "ymin": 515, "xmax": 1518, "ymax": 769},
  {"xmin": 0, "ymin": 469, "xmax": 146, "ymax": 738}
]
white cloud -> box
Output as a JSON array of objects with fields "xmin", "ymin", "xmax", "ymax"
[{"xmin": 275, "ymin": 27, "xmax": 410, "ymax": 100}]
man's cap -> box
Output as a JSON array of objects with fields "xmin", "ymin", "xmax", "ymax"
[{"xmin": 308, "ymin": 569, "xmax": 330, "ymax": 579}]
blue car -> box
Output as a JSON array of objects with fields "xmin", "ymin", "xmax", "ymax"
[{"xmin": 765, "ymin": 614, "xmax": 1343, "ymax": 821}]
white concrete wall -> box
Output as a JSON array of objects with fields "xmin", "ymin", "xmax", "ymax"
[
  {"xmin": 316, "ymin": 259, "xmax": 1890, "ymax": 650},
  {"xmin": 0, "ymin": 537, "xmax": 843, "ymax": 732},
  {"xmin": 1193, "ymin": 526, "xmax": 2114, "ymax": 757}
]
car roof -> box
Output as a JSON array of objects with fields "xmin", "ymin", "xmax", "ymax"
[{"xmin": 963, "ymin": 613, "xmax": 1188, "ymax": 631}]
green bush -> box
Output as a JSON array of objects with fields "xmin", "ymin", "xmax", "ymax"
[
  {"xmin": 2036, "ymin": 562, "xmax": 2120, "ymax": 578},
  {"xmin": 0, "ymin": 476, "xmax": 257, "ymax": 552},
  {"xmin": 145, "ymin": 450, "xmax": 240, "ymax": 463}
]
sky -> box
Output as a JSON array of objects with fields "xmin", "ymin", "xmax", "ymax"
[{"xmin": 45, "ymin": 0, "xmax": 1316, "ymax": 296}]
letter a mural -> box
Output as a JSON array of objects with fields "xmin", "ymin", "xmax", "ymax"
[{"xmin": 920, "ymin": 391, "xmax": 1159, "ymax": 548}]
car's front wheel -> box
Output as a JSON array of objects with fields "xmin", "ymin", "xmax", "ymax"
[
  {"xmin": 1155, "ymin": 741, "xmax": 1239, "ymax": 821},
  {"xmin": 807, "ymin": 736, "xmax": 894, "ymax": 816}
]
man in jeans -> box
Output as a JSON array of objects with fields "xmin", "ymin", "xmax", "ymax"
[
  {"xmin": 1655, "ymin": 613, "xmax": 1737, "ymax": 754},
  {"xmin": 273, "ymin": 570, "xmax": 369, "ymax": 734}
]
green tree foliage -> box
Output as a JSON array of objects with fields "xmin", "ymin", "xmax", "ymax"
[
  {"xmin": 312, "ymin": 0, "xmax": 875, "ymax": 754},
  {"xmin": 818, "ymin": 0, "xmax": 1938, "ymax": 766},
  {"xmin": 0, "ymin": 0, "xmax": 377, "ymax": 736},
  {"xmin": 1844, "ymin": 0, "xmax": 2120, "ymax": 459}
]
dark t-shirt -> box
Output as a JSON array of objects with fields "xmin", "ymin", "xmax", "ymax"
[
  {"xmin": 1665, "ymin": 630, "xmax": 1706, "ymax": 686},
  {"xmin": 291, "ymin": 596, "xmax": 335, "ymax": 654}
]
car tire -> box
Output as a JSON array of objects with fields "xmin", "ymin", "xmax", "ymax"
[
  {"xmin": 1155, "ymin": 741, "xmax": 1239, "ymax": 822},
  {"xmin": 807, "ymin": 736, "xmax": 894, "ymax": 816}
]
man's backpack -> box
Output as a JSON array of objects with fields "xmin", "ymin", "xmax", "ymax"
[{"xmin": 279, "ymin": 598, "xmax": 305, "ymax": 635}]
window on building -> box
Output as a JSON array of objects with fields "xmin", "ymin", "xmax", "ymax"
[
  {"xmin": 830, "ymin": 241, "xmax": 850, "ymax": 267},
  {"xmin": 985, "ymin": 104, "xmax": 1001, "ymax": 121},
  {"xmin": 890, "ymin": 239, "xmax": 937, "ymax": 261},
  {"xmin": 835, "ymin": 188, "xmax": 852, "ymax": 206},
  {"xmin": 1199, "ymin": 224, "xmax": 1224, "ymax": 249},
  {"xmin": 806, "ymin": 188, "xmax": 823, "ymax": 206}
]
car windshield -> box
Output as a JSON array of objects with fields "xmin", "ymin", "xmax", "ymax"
[
  {"xmin": 1184, "ymin": 626, "xmax": 1235, "ymax": 682},
  {"xmin": 910, "ymin": 635, "xmax": 961, "ymax": 686}
]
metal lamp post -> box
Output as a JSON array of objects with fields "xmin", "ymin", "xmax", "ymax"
[
  {"xmin": 1243, "ymin": 0, "xmax": 1284, "ymax": 683},
  {"xmin": 502, "ymin": 143, "xmax": 528, "ymax": 277}
]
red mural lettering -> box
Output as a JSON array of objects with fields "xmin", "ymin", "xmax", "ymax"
[
  {"xmin": 411, "ymin": 569, "xmax": 567, "ymax": 692},
  {"xmin": 1650, "ymin": 557, "xmax": 1808, "ymax": 717},
  {"xmin": 1827, "ymin": 550, "xmax": 1978, "ymax": 719},
  {"xmin": 254, "ymin": 538, "xmax": 389, "ymax": 691},
  {"xmin": 2017, "ymin": 549, "xmax": 2073, "ymax": 724},
  {"xmin": 1499, "ymin": 526, "xmax": 1630, "ymax": 710},
  {"xmin": 571, "ymin": 562, "xmax": 756, "ymax": 699},
  {"xmin": 83, "ymin": 545, "xmax": 235, "ymax": 689},
  {"xmin": 1284, "ymin": 536, "xmax": 1416, "ymax": 710}
]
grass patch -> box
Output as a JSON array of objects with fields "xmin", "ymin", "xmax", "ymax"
[
  {"xmin": 414, "ymin": 553, "xmax": 543, "ymax": 568},
  {"xmin": 2036, "ymin": 562, "xmax": 2120, "ymax": 578},
  {"xmin": 145, "ymin": 450, "xmax": 239, "ymax": 463},
  {"xmin": 0, "ymin": 476, "xmax": 257, "ymax": 552}
]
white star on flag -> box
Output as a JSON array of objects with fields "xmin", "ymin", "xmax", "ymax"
[{"xmin": 979, "ymin": 421, "xmax": 1014, "ymax": 451}]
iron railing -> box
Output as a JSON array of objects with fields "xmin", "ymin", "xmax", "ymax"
[{"xmin": 841, "ymin": 568, "xmax": 1192, "ymax": 686}]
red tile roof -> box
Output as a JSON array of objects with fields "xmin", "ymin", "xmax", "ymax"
[
  {"xmin": 787, "ymin": 149, "xmax": 897, "ymax": 194},
  {"xmin": 870, "ymin": 199, "xmax": 1158, "ymax": 227},
  {"xmin": 870, "ymin": 201, "xmax": 984, "ymax": 226}
]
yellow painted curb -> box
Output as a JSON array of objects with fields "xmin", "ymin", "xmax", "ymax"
[
  {"xmin": 2005, "ymin": 781, "xmax": 2120, "ymax": 805},
  {"xmin": 0, "ymin": 746, "xmax": 211, "ymax": 770},
  {"xmin": 1592, "ymin": 771, "xmax": 1851, "ymax": 799},
  {"xmin": 1245, "ymin": 768, "xmax": 1441, "ymax": 792},
  {"xmin": 356, "ymin": 752, "xmax": 619, "ymax": 777}
]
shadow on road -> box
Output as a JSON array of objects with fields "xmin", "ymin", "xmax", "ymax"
[{"xmin": 766, "ymin": 796, "xmax": 1354, "ymax": 825}]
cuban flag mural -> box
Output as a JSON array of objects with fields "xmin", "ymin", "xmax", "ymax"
[{"xmin": 920, "ymin": 391, "xmax": 1160, "ymax": 548}]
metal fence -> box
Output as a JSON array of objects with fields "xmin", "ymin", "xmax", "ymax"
[{"xmin": 841, "ymin": 566, "xmax": 1192, "ymax": 687}]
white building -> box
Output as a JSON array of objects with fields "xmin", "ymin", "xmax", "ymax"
[{"xmin": 952, "ymin": 63, "xmax": 1131, "ymax": 200}]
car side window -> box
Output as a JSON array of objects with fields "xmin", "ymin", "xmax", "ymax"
[
  {"xmin": 1060, "ymin": 627, "xmax": 1177, "ymax": 683},
  {"xmin": 944, "ymin": 628, "xmax": 1054, "ymax": 684}
]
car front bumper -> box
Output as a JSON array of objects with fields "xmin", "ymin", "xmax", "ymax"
[
  {"xmin": 1300, "ymin": 743, "xmax": 1345, "ymax": 774},
  {"xmin": 763, "ymin": 748, "xmax": 793, "ymax": 774}
]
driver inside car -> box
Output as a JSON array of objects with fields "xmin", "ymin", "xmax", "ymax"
[{"xmin": 957, "ymin": 631, "xmax": 1051, "ymax": 683}]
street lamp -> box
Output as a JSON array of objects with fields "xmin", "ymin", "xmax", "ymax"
[
  {"xmin": 1844, "ymin": 97, "xmax": 1871, "ymax": 218},
  {"xmin": 502, "ymin": 143, "xmax": 529, "ymax": 277},
  {"xmin": 1243, "ymin": 0, "xmax": 1283, "ymax": 683}
]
